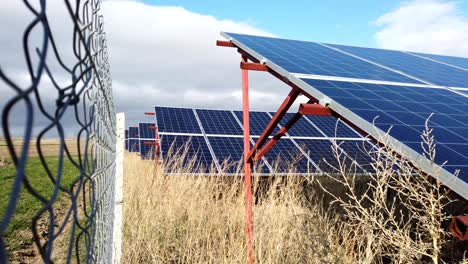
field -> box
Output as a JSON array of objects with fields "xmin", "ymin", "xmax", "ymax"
[
  {"xmin": 1, "ymin": 138, "xmax": 468, "ymax": 263},
  {"xmin": 0, "ymin": 139, "xmax": 85, "ymax": 262}
]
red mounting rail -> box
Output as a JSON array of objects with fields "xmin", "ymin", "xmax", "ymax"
[
  {"xmin": 144, "ymin": 112, "xmax": 155, "ymax": 115},
  {"xmin": 240, "ymin": 61, "xmax": 268, "ymax": 71},
  {"xmin": 216, "ymin": 40, "xmax": 235, "ymax": 47},
  {"xmin": 299, "ymin": 103, "xmax": 332, "ymax": 116},
  {"xmin": 144, "ymin": 141, "xmax": 158, "ymax": 146}
]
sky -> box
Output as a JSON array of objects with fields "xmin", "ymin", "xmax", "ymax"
[{"xmin": 1, "ymin": 0, "xmax": 468, "ymax": 137}]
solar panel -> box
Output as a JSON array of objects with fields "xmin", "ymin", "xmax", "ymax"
[
  {"xmin": 139, "ymin": 122, "xmax": 156, "ymax": 139},
  {"xmin": 303, "ymin": 79, "xmax": 468, "ymax": 188},
  {"xmin": 128, "ymin": 127, "xmax": 139, "ymax": 138},
  {"xmin": 274, "ymin": 112, "xmax": 323, "ymax": 137},
  {"xmin": 125, "ymin": 139, "xmax": 128, "ymax": 150},
  {"xmin": 155, "ymin": 107, "xmax": 202, "ymax": 134},
  {"xmin": 327, "ymin": 43, "xmax": 468, "ymax": 88},
  {"xmin": 294, "ymin": 139, "xmax": 356, "ymax": 174},
  {"xmin": 160, "ymin": 135, "xmax": 215, "ymax": 173},
  {"xmin": 207, "ymin": 136, "xmax": 271, "ymax": 174},
  {"xmin": 206, "ymin": 136, "xmax": 244, "ymax": 173},
  {"xmin": 410, "ymin": 52, "xmax": 468, "ymax": 71},
  {"xmin": 223, "ymin": 32, "xmax": 468, "ymax": 198},
  {"xmin": 224, "ymin": 33, "xmax": 421, "ymax": 84},
  {"xmin": 196, "ymin": 109, "xmax": 243, "ymax": 135},
  {"xmin": 306, "ymin": 115, "xmax": 360, "ymax": 138},
  {"xmin": 139, "ymin": 139, "xmax": 155, "ymax": 160},
  {"xmin": 128, "ymin": 139, "xmax": 140, "ymax": 153},
  {"xmin": 263, "ymin": 138, "xmax": 314, "ymax": 174},
  {"xmin": 336, "ymin": 140, "xmax": 376, "ymax": 173},
  {"xmin": 234, "ymin": 111, "xmax": 281, "ymax": 136}
]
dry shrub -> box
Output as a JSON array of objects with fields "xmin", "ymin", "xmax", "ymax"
[{"xmin": 318, "ymin": 119, "xmax": 468, "ymax": 263}]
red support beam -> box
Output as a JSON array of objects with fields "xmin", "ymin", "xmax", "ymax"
[
  {"xmin": 216, "ymin": 40, "xmax": 235, "ymax": 47},
  {"xmin": 248, "ymin": 88, "xmax": 301, "ymax": 161},
  {"xmin": 299, "ymin": 103, "xmax": 332, "ymax": 116},
  {"xmin": 253, "ymin": 112, "xmax": 303, "ymax": 162},
  {"xmin": 144, "ymin": 112, "xmax": 155, "ymax": 115},
  {"xmin": 241, "ymin": 55, "xmax": 254, "ymax": 264},
  {"xmin": 240, "ymin": 61, "xmax": 268, "ymax": 71}
]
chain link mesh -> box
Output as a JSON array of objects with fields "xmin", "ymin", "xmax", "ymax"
[{"xmin": 0, "ymin": 0, "xmax": 117, "ymax": 262}]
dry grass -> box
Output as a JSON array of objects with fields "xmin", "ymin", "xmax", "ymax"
[
  {"xmin": 122, "ymin": 124, "xmax": 468, "ymax": 263},
  {"xmin": 122, "ymin": 153, "xmax": 355, "ymax": 263}
]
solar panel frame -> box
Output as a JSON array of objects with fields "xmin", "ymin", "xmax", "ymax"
[{"xmin": 223, "ymin": 32, "xmax": 468, "ymax": 199}]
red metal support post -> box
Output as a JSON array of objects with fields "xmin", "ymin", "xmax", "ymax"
[
  {"xmin": 242, "ymin": 55, "xmax": 254, "ymax": 264},
  {"xmin": 248, "ymin": 88, "xmax": 301, "ymax": 161},
  {"xmin": 299, "ymin": 103, "xmax": 333, "ymax": 116}
]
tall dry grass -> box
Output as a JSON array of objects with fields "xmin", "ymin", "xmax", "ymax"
[
  {"xmin": 122, "ymin": 124, "xmax": 467, "ymax": 263},
  {"xmin": 122, "ymin": 153, "xmax": 357, "ymax": 263}
]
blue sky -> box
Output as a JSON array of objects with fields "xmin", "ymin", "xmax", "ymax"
[{"xmin": 141, "ymin": 0, "xmax": 466, "ymax": 47}]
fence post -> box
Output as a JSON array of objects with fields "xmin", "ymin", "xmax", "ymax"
[{"xmin": 112, "ymin": 113, "xmax": 125, "ymax": 264}]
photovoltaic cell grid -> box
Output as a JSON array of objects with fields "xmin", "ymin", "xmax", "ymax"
[
  {"xmin": 128, "ymin": 127, "xmax": 139, "ymax": 138},
  {"xmin": 327, "ymin": 43, "xmax": 468, "ymax": 88},
  {"xmin": 196, "ymin": 109, "xmax": 243, "ymax": 135},
  {"xmin": 155, "ymin": 107, "xmax": 201, "ymax": 134},
  {"xmin": 274, "ymin": 112, "xmax": 323, "ymax": 137},
  {"xmin": 263, "ymin": 138, "xmax": 315, "ymax": 174},
  {"xmin": 153, "ymin": 106, "xmax": 375, "ymax": 175},
  {"xmin": 128, "ymin": 139, "xmax": 140, "ymax": 153},
  {"xmin": 139, "ymin": 122, "xmax": 156, "ymax": 139},
  {"xmin": 160, "ymin": 135, "xmax": 215, "ymax": 173},
  {"xmin": 140, "ymin": 139, "xmax": 155, "ymax": 160},
  {"xmin": 224, "ymin": 33, "xmax": 421, "ymax": 84},
  {"xmin": 303, "ymin": 79, "xmax": 468, "ymax": 182},
  {"xmin": 234, "ymin": 111, "xmax": 281, "ymax": 136},
  {"xmin": 411, "ymin": 52, "xmax": 468, "ymax": 71}
]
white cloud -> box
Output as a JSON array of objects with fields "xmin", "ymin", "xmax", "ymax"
[
  {"xmin": 1, "ymin": 0, "xmax": 306, "ymax": 136},
  {"xmin": 374, "ymin": 0, "xmax": 468, "ymax": 57}
]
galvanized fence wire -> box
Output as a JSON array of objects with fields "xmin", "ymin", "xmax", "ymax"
[{"xmin": 0, "ymin": 0, "xmax": 117, "ymax": 263}]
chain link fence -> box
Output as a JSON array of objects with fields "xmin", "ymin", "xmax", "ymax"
[{"xmin": 0, "ymin": 0, "xmax": 118, "ymax": 263}]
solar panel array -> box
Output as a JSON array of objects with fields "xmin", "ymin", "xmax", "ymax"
[
  {"xmin": 127, "ymin": 127, "xmax": 139, "ymax": 153},
  {"xmin": 222, "ymin": 32, "xmax": 468, "ymax": 199},
  {"xmin": 155, "ymin": 106, "xmax": 374, "ymax": 175}
]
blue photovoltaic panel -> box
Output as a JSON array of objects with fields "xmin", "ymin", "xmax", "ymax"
[
  {"xmin": 306, "ymin": 115, "xmax": 360, "ymax": 138},
  {"xmin": 196, "ymin": 109, "xmax": 243, "ymax": 135},
  {"xmin": 128, "ymin": 139, "xmax": 140, "ymax": 152},
  {"xmin": 139, "ymin": 122, "xmax": 156, "ymax": 139},
  {"xmin": 302, "ymin": 79, "xmax": 468, "ymax": 182},
  {"xmin": 328, "ymin": 43, "xmax": 468, "ymax": 88},
  {"xmin": 155, "ymin": 107, "xmax": 201, "ymax": 134},
  {"xmin": 207, "ymin": 136, "xmax": 270, "ymax": 174},
  {"xmin": 336, "ymin": 140, "xmax": 376, "ymax": 173},
  {"xmin": 294, "ymin": 139, "xmax": 365, "ymax": 174},
  {"xmin": 125, "ymin": 129, "xmax": 128, "ymax": 139},
  {"xmin": 275, "ymin": 112, "xmax": 324, "ymax": 137},
  {"xmin": 128, "ymin": 127, "xmax": 139, "ymax": 138},
  {"xmin": 263, "ymin": 138, "xmax": 314, "ymax": 174},
  {"xmin": 411, "ymin": 52, "xmax": 468, "ymax": 71},
  {"xmin": 160, "ymin": 135, "xmax": 214, "ymax": 173},
  {"xmin": 139, "ymin": 139, "xmax": 155, "ymax": 160},
  {"xmin": 207, "ymin": 137, "xmax": 244, "ymax": 173},
  {"xmin": 234, "ymin": 111, "xmax": 280, "ymax": 136},
  {"xmin": 125, "ymin": 139, "xmax": 128, "ymax": 150},
  {"xmin": 224, "ymin": 33, "xmax": 420, "ymax": 84}
]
